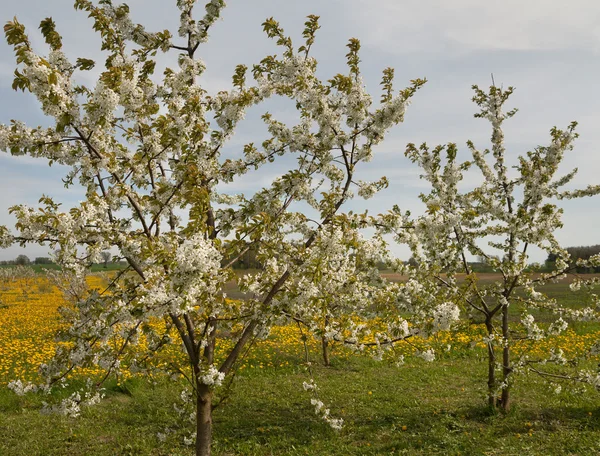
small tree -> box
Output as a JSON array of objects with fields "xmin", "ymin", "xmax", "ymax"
[
  {"xmin": 0, "ymin": 2, "xmax": 427, "ymax": 454},
  {"xmin": 14, "ymin": 254, "xmax": 30, "ymax": 265},
  {"xmin": 0, "ymin": 264, "xmax": 38, "ymax": 295},
  {"xmin": 288, "ymin": 221, "xmax": 391, "ymax": 367},
  {"xmin": 0, "ymin": 266, "xmax": 16, "ymax": 293},
  {"xmin": 398, "ymin": 84, "xmax": 600, "ymax": 411},
  {"xmin": 99, "ymin": 251, "xmax": 111, "ymax": 268}
]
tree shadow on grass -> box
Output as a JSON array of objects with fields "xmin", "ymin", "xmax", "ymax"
[
  {"xmin": 461, "ymin": 402, "xmax": 600, "ymax": 434},
  {"xmin": 214, "ymin": 402, "xmax": 331, "ymax": 451},
  {"xmin": 213, "ymin": 392, "xmax": 600, "ymax": 454}
]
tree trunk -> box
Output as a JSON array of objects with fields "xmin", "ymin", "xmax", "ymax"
[
  {"xmin": 196, "ymin": 384, "xmax": 213, "ymax": 456},
  {"xmin": 321, "ymin": 334, "xmax": 330, "ymax": 367},
  {"xmin": 501, "ymin": 304, "xmax": 511, "ymax": 412},
  {"xmin": 485, "ymin": 318, "xmax": 496, "ymax": 408},
  {"xmin": 321, "ymin": 314, "xmax": 331, "ymax": 367}
]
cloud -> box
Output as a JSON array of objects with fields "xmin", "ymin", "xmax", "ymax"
[{"xmin": 341, "ymin": 0, "xmax": 600, "ymax": 54}]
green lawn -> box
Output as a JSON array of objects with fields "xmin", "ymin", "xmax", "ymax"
[{"xmin": 2, "ymin": 355, "xmax": 600, "ymax": 455}]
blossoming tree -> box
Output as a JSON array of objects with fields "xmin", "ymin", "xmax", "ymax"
[
  {"xmin": 0, "ymin": 1, "xmax": 430, "ymax": 454},
  {"xmin": 391, "ymin": 84, "xmax": 600, "ymax": 411}
]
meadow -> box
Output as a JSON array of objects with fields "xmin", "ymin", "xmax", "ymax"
[{"xmin": 1, "ymin": 273, "xmax": 600, "ymax": 455}]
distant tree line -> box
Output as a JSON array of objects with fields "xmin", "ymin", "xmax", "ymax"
[
  {"xmin": 404, "ymin": 255, "xmax": 499, "ymax": 273},
  {"xmin": 3, "ymin": 246, "xmax": 597, "ymax": 273},
  {"xmin": 546, "ymin": 245, "xmax": 600, "ymax": 273},
  {"xmin": 0, "ymin": 255, "xmax": 53, "ymax": 265},
  {"xmin": 404, "ymin": 249, "xmax": 600, "ymax": 274},
  {"xmin": 0, "ymin": 252, "xmax": 122, "ymax": 268}
]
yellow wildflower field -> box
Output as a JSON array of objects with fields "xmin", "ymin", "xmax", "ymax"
[{"xmin": 1, "ymin": 275, "xmax": 599, "ymax": 386}]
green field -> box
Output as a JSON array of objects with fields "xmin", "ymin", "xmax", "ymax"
[
  {"xmin": 1, "ymin": 275, "xmax": 600, "ymax": 455},
  {"xmin": 2, "ymin": 355, "xmax": 600, "ymax": 455}
]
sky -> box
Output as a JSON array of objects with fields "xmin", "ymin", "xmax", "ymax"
[{"xmin": 0, "ymin": 0, "xmax": 599, "ymax": 263}]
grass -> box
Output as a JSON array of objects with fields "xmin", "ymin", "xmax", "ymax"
[
  {"xmin": 2, "ymin": 357, "xmax": 600, "ymax": 455},
  {"xmin": 1, "ymin": 274, "xmax": 600, "ymax": 455}
]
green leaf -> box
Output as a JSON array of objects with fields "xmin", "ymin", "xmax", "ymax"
[
  {"xmin": 380, "ymin": 67, "xmax": 394, "ymax": 104},
  {"xmin": 48, "ymin": 72, "xmax": 58, "ymax": 85},
  {"xmin": 11, "ymin": 69, "xmax": 30, "ymax": 92},
  {"xmin": 4, "ymin": 18, "xmax": 29, "ymax": 47},
  {"xmin": 232, "ymin": 64, "xmax": 247, "ymax": 90},
  {"xmin": 39, "ymin": 17, "xmax": 63, "ymax": 50},
  {"xmin": 75, "ymin": 58, "xmax": 96, "ymax": 71},
  {"xmin": 299, "ymin": 15, "xmax": 320, "ymax": 55},
  {"xmin": 345, "ymin": 38, "xmax": 361, "ymax": 77}
]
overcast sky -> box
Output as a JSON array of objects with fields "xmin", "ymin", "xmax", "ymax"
[{"xmin": 0, "ymin": 0, "xmax": 599, "ymax": 262}]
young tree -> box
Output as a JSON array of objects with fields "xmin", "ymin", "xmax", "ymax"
[
  {"xmin": 394, "ymin": 84, "xmax": 600, "ymax": 411},
  {"xmin": 14, "ymin": 254, "xmax": 31, "ymax": 265},
  {"xmin": 0, "ymin": 264, "xmax": 37, "ymax": 295},
  {"xmin": 0, "ymin": 266, "xmax": 16, "ymax": 293},
  {"xmin": 99, "ymin": 251, "xmax": 112, "ymax": 268},
  {"xmin": 0, "ymin": 2, "xmax": 427, "ymax": 454},
  {"xmin": 286, "ymin": 220, "xmax": 390, "ymax": 367}
]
